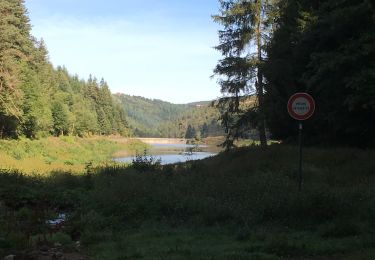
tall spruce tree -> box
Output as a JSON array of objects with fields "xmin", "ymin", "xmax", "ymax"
[
  {"xmin": 185, "ymin": 124, "xmax": 196, "ymax": 139},
  {"xmin": 0, "ymin": 0, "xmax": 33, "ymax": 136},
  {"xmin": 213, "ymin": 0, "xmax": 276, "ymax": 148},
  {"xmin": 264, "ymin": 0, "xmax": 375, "ymax": 147}
]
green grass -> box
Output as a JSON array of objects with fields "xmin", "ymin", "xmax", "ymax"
[
  {"xmin": 1, "ymin": 145, "xmax": 375, "ymax": 258},
  {"xmin": 85, "ymin": 223, "xmax": 280, "ymax": 260},
  {"xmin": 0, "ymin": 136, "xmax": 147, "ymax": 174}
]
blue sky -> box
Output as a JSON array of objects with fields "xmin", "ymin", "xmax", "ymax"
[{"xmin": 24, "ymin": 0, "xmax": 222, "ymax": 104}]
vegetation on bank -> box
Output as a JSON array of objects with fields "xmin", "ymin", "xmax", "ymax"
[
  {"xmin": 0, "ymin": 136, "xmax": 147, "ymax": 174},
  {"xmin": 1, "ymin": 145, "xmax": 374, "ymax": 259}
]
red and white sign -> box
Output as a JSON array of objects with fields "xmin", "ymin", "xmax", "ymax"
[{"xmin": 287, "ymin": 93, "xmax": 315, "ymax": 120}]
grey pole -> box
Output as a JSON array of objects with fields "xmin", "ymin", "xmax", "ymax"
[{"xmin": 298, "ymin": 122, "xmax": 303, "ymax": 191}]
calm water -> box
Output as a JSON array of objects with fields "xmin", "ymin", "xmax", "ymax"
[{"xmin": 114, "ymin": 142, "xmax": 217, "ymax": 165}]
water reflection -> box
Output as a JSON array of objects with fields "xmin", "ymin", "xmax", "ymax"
[
  {"xmin": 114, "ymin": 142, "xmax": 217, "ymax": 165},
  {"xmin": 114, "ymin": 152, "xmax": 215, "ymax": 165}
]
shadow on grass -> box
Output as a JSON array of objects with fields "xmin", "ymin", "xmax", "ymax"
[{"xmin": 1, "ymin": 145, "xmax": 375, "ymax": 258}]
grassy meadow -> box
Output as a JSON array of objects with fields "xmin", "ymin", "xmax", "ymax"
[
  {"xmin": 1, "ymin": 145, "xmax": 375, "ymax": 259},
  {"xmin": 0, "ymin": 136, "xmax": 147, "ymax": 174}
]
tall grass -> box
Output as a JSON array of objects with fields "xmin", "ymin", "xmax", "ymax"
[
  {"xmin": 0, "ymin": 136, "xmax": 147, "ymax": 174},
  {"xmin": 1, "ymin": 145, "xmax": 375, "ymax": 258}
]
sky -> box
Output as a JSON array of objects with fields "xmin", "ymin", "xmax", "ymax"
[{"xmin": 24, "ymin": 0, "xmax": 223, "ymax": 104}]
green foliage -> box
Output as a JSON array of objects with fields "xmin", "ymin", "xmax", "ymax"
[
  {"xmin": 115, "ymin": 94, "xmax": 224, "ymax": 138},
  {"xmin": 184, "ymin": 124, "xmax": 196, "ymax": 139},
  {"xmin": 264, "ymin": 0, "xmax": 375, "ymax": 147},
  {"xmin": 213, "ymin": 0, "xmax": 276, "ymax": 148},
  {"xmin": 0, "ymin": 2, "xmax": 130, "ymax": 139},
  {"xmin": 51, "ymin": 101, "xmax": 70, "ymax": 136},
  {"xmin": 132, "ymin": 150, "xmax": 162, "ymax": 172},
  {"xmin": 20, "ymin": 66, "xmax": 53, "ymax": 138},
  {"xmin": 201, "ymin": 122, "xmax": 209, "ymax": 138},
  {"xmin": 0, "ymin": 136, "xmax": 148, "ymax": 173},
  {"xmin": 0, "ymin": 0, "xmax": 32, "ymax": 139},
  {"xmin": 213, "ymin": 0, "xmax": 374, "ymax": 148}
]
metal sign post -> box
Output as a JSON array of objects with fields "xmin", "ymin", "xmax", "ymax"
[
  {"xmin": 287, "ymin": 93, "xmax": 315, "ymax": 191},
  {"xmin": 298, "ymin": 122, "xmax": 303, "ymax": 191}
]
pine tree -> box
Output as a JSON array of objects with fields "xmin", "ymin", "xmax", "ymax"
[
  {"xmin": 201, "ymin": 123, "xmax": 209, "ymax": 138},
  {"xmin": 0, "ymin": 0, "xmax": 34, "ymax": 135},
  {"xmin": 185, "ymin": 124, "xmax": 196, "ymax": 139},
  {"xmin": 99, "ymin": 78, "xmax": 116, "ymax": 133},
  {"xmin": 213, "ymin": 0, "xmax": 277, "ymax": 148},
  {"xmin": 51, "ymin": 101, "xmax": 70, "ymax": 136},
  {"xmin": 71, "ymin": 98, "xmax": 99, "ymax": 136},
  {"xmin": 20, "ymin": 68, "xmax": 53, "ymax": 138}
]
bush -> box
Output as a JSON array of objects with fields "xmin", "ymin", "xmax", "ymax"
[
  {"xmin": 132, "ymin": 150, "xmax": 161, "ymax": 172},
  {"xmin": 50, "ymin": 232, "xmax": 73, "ymax": 245}
]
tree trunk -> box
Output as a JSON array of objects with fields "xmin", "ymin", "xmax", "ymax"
[
  {"xmin": 256, "ymin": 0, "xmax": 267, "ymax": 148},
  {"xmin": 257, "ymin": 74, "xmax": 267, "ymax": 148}
]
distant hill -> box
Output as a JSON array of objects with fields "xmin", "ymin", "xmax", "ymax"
[
  {"xmin": 187, "ymin": 101, "xmax": 213, "ymax": 107},
  {"xmin": 113, "ymin": 94, "xmax": 224, "ymax": 138}
]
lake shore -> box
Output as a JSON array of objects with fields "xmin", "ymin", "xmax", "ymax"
[
  {"xmin": 134, "ymin": 137, "xmax": 187, "ymax": 144},
  {"xmin": 0, "ymin": 136, "xmax": 147, "ymax": 174}
]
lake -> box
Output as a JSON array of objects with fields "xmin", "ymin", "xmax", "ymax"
[{"xmin": 114, "ymin": 141, "xmax": 218, "ymax": 165}]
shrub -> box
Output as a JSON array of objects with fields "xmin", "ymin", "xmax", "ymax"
[
  {"xmin": 132, "ymin": 150, "xmax": 161, "ymax": 172},
  {"xmin": 50, "ymin": 232, "xmax": 73, "ymax": 245}
]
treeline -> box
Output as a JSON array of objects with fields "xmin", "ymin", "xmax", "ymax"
[
  {"xmin": 0, "ymin": 0, "xmax": 129, "ymax": 139},
  {"xmin": 214, "ymin": 0, "xmax": 374, "ymax": 147},
  {"xmin": 115, "ymin": 94, "xmax": 224, "ymax": 138},
  {"xmin": 114, "ymin": 94, "xmax": 187, "ymax": 137},
  {"xmin": 159, "ymin": 105, "xmax": 224, "ymax": 139}
]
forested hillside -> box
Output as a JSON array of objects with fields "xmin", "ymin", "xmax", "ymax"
[
  {"xmin": 114, "ymin": 94, "xmax": 224, "ymax": 138},
  {"xmin": 0, "ymin": 0, "xmax": 130, "ymax": 139}
]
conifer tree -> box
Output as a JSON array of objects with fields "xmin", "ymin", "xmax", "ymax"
[
  {"xmin": 185, "ymin": 124, "xmax": 196, "ymax": 139},
  {"xmin": 21, "ymin": 68, "xmax": 53, "ymax": 138},
  {"xmin": 0, "ymin": 0, "xmax": 33, "ymax": 135},
  {"xmin": 213, "ymin": 0, "xmax": 276, "ymax": 148},
  {"xmin": 51, "ymin": 101, "xmax": 70, "ymax": 136},
  {"xmin": 201, "ymin": 123, "xmax": 209, "ymax": 138}
]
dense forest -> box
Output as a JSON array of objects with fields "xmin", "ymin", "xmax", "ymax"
[
  {"xmin": 0, "ymin": 0, "xmax": 130, "ymax": 139},
  {"xmin": 115, "ymin": 94, "xmax": 223, "ymax": 138},
  {"xmin": 213, "ymin": 0, "xmax": 374, "ymax": 148}
]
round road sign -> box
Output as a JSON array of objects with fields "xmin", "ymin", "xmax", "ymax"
[{"xmin": 287, "ymin": 93, "xmax": 315, "ymax": 120}]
